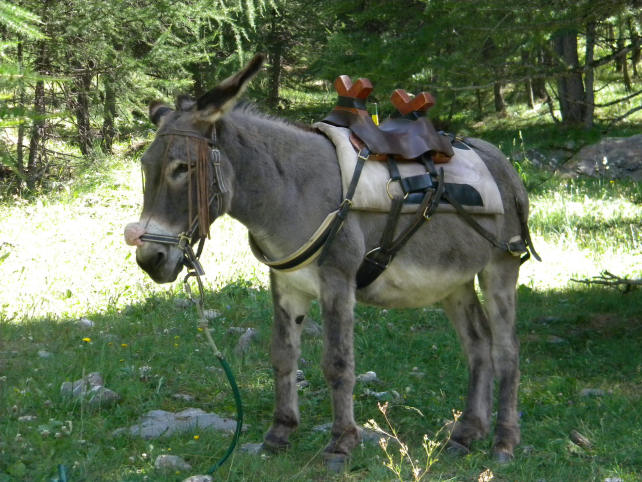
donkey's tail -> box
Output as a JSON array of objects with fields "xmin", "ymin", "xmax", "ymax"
[{"xmin": 515, "ymin": 196, "xmax": 542, "ymax": 262}]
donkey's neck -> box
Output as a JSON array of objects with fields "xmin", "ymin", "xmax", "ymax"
[{"xmin": 219, "ymin": 108, "xmax": 342, "ymax": 259}]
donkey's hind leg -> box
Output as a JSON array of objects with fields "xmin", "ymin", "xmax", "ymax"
[
  {"xmin": 263, "ymin": 272, "xmax": 313, "ymax": 451},
  {"xmin": 479, "ymin": 257, "xmax": 521, "ymax": 461},
  {"xmin": 442, "ymin": 281, "xmax": 494, "ymax": 451}
]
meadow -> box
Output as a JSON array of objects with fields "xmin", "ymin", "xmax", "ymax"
[{"xmin": 0, "ymin": 136, "xmax": 641, "ymax": 480}]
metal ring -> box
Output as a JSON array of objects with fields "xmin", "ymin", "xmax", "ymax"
[{"xmin": 386, "ymin": 178, "xmax": 408, "ymax": 200}]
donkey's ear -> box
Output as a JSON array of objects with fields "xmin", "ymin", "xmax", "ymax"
[
  {"xmin": 149, "ymin": 101, "xmax": 173, "ymax": 126},
  {"xmin": 196, "ymin": 53, "xmax": 265, "ymax": 122}
]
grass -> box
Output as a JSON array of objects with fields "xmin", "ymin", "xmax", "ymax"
[{"xmin": 1, "ymin": 136, "xmax": 641, "ymax": 480}]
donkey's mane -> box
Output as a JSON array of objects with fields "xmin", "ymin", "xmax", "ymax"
[{"xmin": 232, "ymin": 101, "xmax": 317, "ymax": 134}]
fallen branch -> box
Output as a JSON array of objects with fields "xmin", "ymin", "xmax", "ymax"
[{"xmin": 571, "ymin": 271, "xmax": 642, "ymax": 293}]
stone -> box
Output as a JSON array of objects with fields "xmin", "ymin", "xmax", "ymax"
[
  {"xmin": 183, "ymin": 476, "xmax": 213, "ymax": 482},
  {"xmin": 175, "ymin": 298, "xmax": 192, "ymax": 308},
  {"xmin": 77, "ymin": 317, "xmax": 95, "ymax": 328},
  {"xmin": 173, "ymin": 393, "xmax": 195, "ymax": 402},
  {"xmin": 203, "ymin": 309, "xmax": 221, "ymax": 320},
  {"xmin": 570, "ymin": 429, "xmax": 592, "ymax": 449},
  {"xmin": 18, "ymin": 415, "xmax": 37, "ymax": 422},
  {"xmin": 295, "ymin": 370, "xmax": 305, "ymax": 382},
  {"xmin": 235, "ymin": 328, "xmax": 258, "ymax": 355},
  {"xmin": 87, "ymin": 386, "xmax": 121, "ymax": 408},
  {"xmin": 37, "ymin": 350, "xmax": 53, "ymax": 359},
  {"xmin": 240, "ymin": 442, "xmax": 264, "ymax": 455},
  {"xmin": 114, "ymin": 408, "xmax": 246, "ymax": 439},
  {"xmin": 60, "ymin": 372, "xmax": 120, "ymax": 408},
  {"xmin": 560, "ymin": 134, "xmax": 642, "ymax": 181},
  {"xmin": 154, "ymin": 454, "xmax": 191, "ymax": 472},
  {"xmin": 302, "ymin": 318, "xmax": 323, "ymax": 337},
  {"xmin": 580, "ymin": 388, "xmax": 606, "ymax": 397},
  {"xmin": 227, "ymin": 326, "xmax": 246, "ymax": 335},
  {"xmin": 356, "ymin": 371, "xmax": 379, "ymax": 383}
]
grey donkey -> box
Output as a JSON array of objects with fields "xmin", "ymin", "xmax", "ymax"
[{"xmin": 125, "ymin": 54, "xmax": 536, "ymax": 466}]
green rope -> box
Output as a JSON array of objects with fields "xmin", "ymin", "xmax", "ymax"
[
  {"xmin": 185, "ymin": 272, "xmax": 244, "ymax": 475},
  {"xmin": 206, "ymin": 355, "xmax": 243, "ymax": 474}
]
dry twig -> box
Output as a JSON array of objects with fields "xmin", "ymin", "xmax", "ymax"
[{"xmin": 571, "ymin": 270, "xmax": 641, "ymax": 293}]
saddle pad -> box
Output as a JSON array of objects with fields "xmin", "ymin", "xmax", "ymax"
[{"xmin": 314, "ymin": 122, "xmax": 504, "ymax": 215}]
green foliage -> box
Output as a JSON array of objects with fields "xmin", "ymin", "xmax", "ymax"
[{"xmin": 0, "ymin": 0, "xmax": 43, "ymax": 39}]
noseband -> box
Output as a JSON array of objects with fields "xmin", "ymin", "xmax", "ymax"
[{"xmin": 139, "ymin": 127, "xmax": 227, "ymax": 275}]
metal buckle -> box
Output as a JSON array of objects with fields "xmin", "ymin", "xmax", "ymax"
[{"xmin": 386, "ymin": 178, "xmax": 408, "ymax": 200}]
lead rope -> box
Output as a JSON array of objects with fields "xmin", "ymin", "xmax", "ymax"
[{"xmin": 182, "ymin": 252, "xmax": 243, "ymax": 475}]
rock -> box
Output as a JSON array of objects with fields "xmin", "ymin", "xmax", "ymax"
[
  {"xmin": 154, "ymin": 454, "xmax": 192, "ymax": 472},
  {"xmin": 173, "ymin": 393, "xmax": 195, "ymax": 402},
  {"xmin": 77, "ymin": 317, "xmax": 95, "ymax": 328},
  {"xmin": 114, "ymin": 408, "xmax": 246, "ymax": 439},
  {"xmin": 559, "ymin": 134, "xmax": 642, "ymax": 181},
  {"xmin": 356, "ymin": 371, "xmax": 379, "ymax": 383},
  {"xmin": 18, "ymin": 415, "xmax": 37, "ymax": 422},
  {"xmin": 37, "ymin": 350, "xmax": 53, "ymax": 359},
  {"xmin": 296, "ymin": 380, "xmax": 309, "ymax": 390},
  {"xmin": 240, "ymin": 442, "xmax": 264, "ymax": 455},
  {"xmin": 570, "ymin": 429, "xmax": 592, "ymax": 448},
  {"xmin": 183, "ymin": 476, "xmax": 213, "ymax": 482},
  {"xmin": 604, "ymin": 478, "xmax": 623, "ymax": 482},
  {"xmin": 227, "ymin": 326, "xmax": 246, "ymax": 335},
  {"xmin": 60, "ymin": 372, "xmax": 120, "ymax": 408},
  {"xmin": 87, "ymin": 386, "xmax": 121, "ymax": 408},
  {"xmin": 363, "ymin": 388, "xmax": 399, "ymax": 401},
  {"xmin": 409, "ymin": 367, "xmax": 425, "ymax": 378},
  {"xmin": 295, "ymin": 370, "xmax": 305, "ymax": 382},
  {"xmin": 580, "ymin": 388, "xmax": 606, "ymax": 397},
  {"xmin": 313, "ymin": 422, "xmax": 332, "ymax": 433},
  {"xmin": 235, "ymin": 328, "xmax": 258, "ymax": 355},
  {"xmin": 359, "ymin": 426, "xmax": 391, "ymax": 445},
  {"xmin": 175, "ymin": 298, "xmax": 192, "ymax": 308},
  {"xmin": 203, "ymin": 309, "xmax": 221, "ymax": 320},
  {"xmin": 302, "ymin": 318, "xmax": 323, "ymax": 337}
]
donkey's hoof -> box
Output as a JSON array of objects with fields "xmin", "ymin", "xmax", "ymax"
[
  {"xmin": 262, "ymin": 434, "xmax": 290, "ymax": 453},
  {"xmin": 323, "ymin": 452, "xmax": 348, "ymax": 473},
  {"xmin": 446, "ymin": 438, "xmax": 470, "ymax": 457},
  {"xmin": 493, "ymin": 449, "xmax": 514, "ymax": 464}
]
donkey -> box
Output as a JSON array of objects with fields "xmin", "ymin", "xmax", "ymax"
[{"xmin": 125, "ymin": 55, "xmax": 535, "ymax": 465}]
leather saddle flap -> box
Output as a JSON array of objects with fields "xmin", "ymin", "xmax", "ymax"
[{"xmin": 322, "ymin": 109, "xmax": 454, "ymax": 160}]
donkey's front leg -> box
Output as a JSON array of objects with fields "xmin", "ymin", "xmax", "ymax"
[
  {"xmin": 319, "ymin": 269, "xmax": 360, "ymax": 460},
  {"xmin": 264, "ymin": 272, "xmax": 312, "ymax": 451}
]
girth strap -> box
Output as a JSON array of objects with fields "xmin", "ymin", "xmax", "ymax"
[{"xmin": 356, "ymin": 167, "xmax": 446, "ymax": 288}]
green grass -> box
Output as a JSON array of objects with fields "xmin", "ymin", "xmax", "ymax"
[{"xmin": 1, "ymin": 138, "xmax": 641, "ymax": 480}]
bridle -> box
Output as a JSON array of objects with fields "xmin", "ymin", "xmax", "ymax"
[
  {"xmin": 137, "ymin": 126, "xmax": 243, "ymax": 474},
  {"xmin": 139, "ymin": 126, "xmax": 227, "ymax": 276}
]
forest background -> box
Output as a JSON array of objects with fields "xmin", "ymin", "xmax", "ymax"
[{"xmin": 0, "ymin": 0, "xmax": 641, "ymax": 194}]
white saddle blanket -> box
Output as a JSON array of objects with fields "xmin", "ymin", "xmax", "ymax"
[{"xmin": 315, "ymin": 122, "xmax": 504, "ymax": 215}]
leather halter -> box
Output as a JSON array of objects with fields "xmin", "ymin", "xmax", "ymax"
[{"xmin": 139, "ymin": 127, "xmax": 227, "ymax": 275}]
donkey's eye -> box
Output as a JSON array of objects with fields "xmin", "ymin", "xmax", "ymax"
[{"xmin": 171, "ymin": 163, "xmax": 189, "ymax": 178}]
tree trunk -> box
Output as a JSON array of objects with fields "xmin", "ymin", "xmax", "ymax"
[
  {"xmin": 629, "ymin": 17, "xmax": 640, "ymax": 77},
  {"xmin": 532, "ymin": 49, "xmax": 549, "ymax": 99},
  {"xmin": 584, "ymin": 21, "xmax": 596, "ymax": 128},
  {"xmin": 493, "ymin": 81, "xmax": 506, "ymax": 114},
  {"xmin": 16, "ymin": 40, "xmax": 25, "ymax": 177},
  {"xmin": 554, "ymin": 30, "xmax": 585, "ymax": 125},
  {"xmin": 75, "ymin": 66, "xmax": 93, "ymax": 156},
  {"xmin": 101, "ymin": 74, "xmax": 117, "ymax": 154},
  {"xmin": 27, "ymin": 41, "xmax": 47, "ymax": 189},
  {"xmin": 475, "ymin": 89, "xmax": 483, "ymax": 121},
  {"xmin": 267, "ymin": 15, "xmax": 283, "ymax": 109},
  {"xmin": 522, "ymin": 51, "xmax": 535, "ymax": 108}
]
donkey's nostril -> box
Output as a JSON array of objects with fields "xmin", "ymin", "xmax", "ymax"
[{"xmin": 154, "ymin": 250, "xmax": 166, "ymax": 268}]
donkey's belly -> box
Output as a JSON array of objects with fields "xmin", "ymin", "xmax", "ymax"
[{"xmin": 356, "ymin": 259, "xmax": 479, "ymax": 309}]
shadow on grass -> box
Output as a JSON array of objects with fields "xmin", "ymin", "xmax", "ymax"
[{"xmin": 1, "ymin": 281, "xmax": 640, "ymax": 479}]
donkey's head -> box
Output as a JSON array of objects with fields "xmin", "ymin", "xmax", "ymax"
[{"xmin": 124, "ymin": 54, "xmax": 264, "ymax": 283}]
